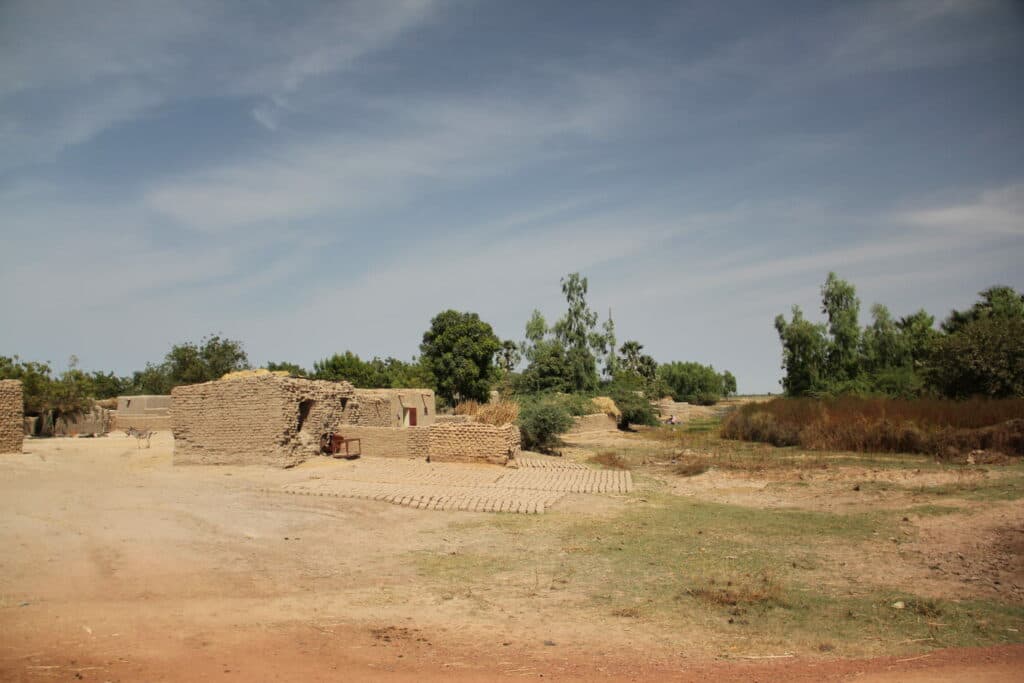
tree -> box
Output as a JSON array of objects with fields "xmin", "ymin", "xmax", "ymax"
[
  {"xmin": 518, "ymin": 340, "xmax": 573, "ymax": 393},
  {"xmin": 821, "ymin": 272, "xmax": 861, "ymax": 382},
  {"xmin": 552, "ymin": 273, "xmax": 601, "ymax": 392},
  {"xmin": 420, "ymin": 310, "xmax": 501, "ymax": 405},
  {"xmin": 774, "ymin": 305, "xmax": 828, "ymax": 396},
  {"xmin": 658, "ymin": 361, "xmax": 731, "ymax": 404},
  {"xmin": 722, "ymin": 370, "xmax": 737, "ymax": 397},
  {"xmin": 941, "ymin": 285, "xmax": 1024, "ymax": 334},
  {"xmin": 164, "ymin": 334, "xmax": 249, "ymax": 386},
  {"xmin": 265, "ymin": 361, "xmax": 308, "ymax": 377},
  {"xmin": 861, "ymin": 304, "xmax": 905, "ymax": 373},
  {"xmin": 496, "ymin": 340, "xmax": 521, "ymax": 375},
  {"xmin": 927, "ymin": 316, "xmax": 1024, "ymax": 398},
  {"xmin": 897, "ymin": 309, "xmax": 938, "ymax": 369},
  {"xmin": 601, "ymin": 309, "xmax": 618, "ymax": 378},
  {"xmin": 314, "ymin": 351, "xmax": 389, "ymax": 387}
]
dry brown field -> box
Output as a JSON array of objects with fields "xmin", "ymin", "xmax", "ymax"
[{"xmin": 1, "ymin": 425, "xmax": 1021, "ymax": 681}]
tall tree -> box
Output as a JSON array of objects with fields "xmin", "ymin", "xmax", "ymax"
[
  {"xmin": 601, "ymin": 309, "xmax": 618, "ymax": 378},
  {"xmin": 420, "ymin": 310, "xmax": 501, "ymax": 405},
  {"xmin": 774, "ymin": 305, "xmax": 828, "ymax": 396},
  {"xmin": 820, "ymin": 272, "xmax": 861, "ymax": 382},
  {"xmin": 552, "ymin": 273, "xmax": 601, "ymax": 392},
  {"xmin": 941, "ymin": 285, "xmax": 1024, "ymax": 333}
]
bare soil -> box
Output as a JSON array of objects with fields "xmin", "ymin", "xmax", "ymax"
[{"xmin": 1, "ymin": 432, "xmax": 1021, "ymax": 681}]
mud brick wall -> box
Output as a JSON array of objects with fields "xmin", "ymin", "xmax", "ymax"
[
  {"xmin": 171, "ymin": 375, "xmax": 354, "ymax": 467},
  {"xmin": 344, "ymin": 389, "xmax": 437, "ymax": 427},
  {"xmin": 117, "ymin": 395, "xmax": 172, "ymax": 415},
  {"xmin": 54, "ymin": 406, "xmax": 113, "ymax": 436},
  {"xmin": 425, "ymin": 422, "xmax": 520, "ymax": 465},
  {"xmin": 0, "ymin": 380, "xmax": 24, "ymax": 453},
  {"xmin": 330, "ymin": 425, "xmax": 416, "ymax": 458},
  {"xmin": 566, "ymin": 413, "xmax": 618, "ymax": 435},
  {"xmin": 342, "ymin": 393, "xmax": 392, "ymax": 427},
  {"xmin": 111, "ymin": 415, "xmax": 172, "ymax": 432}
]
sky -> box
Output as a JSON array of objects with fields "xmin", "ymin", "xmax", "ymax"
[{"xmin": 1, "ymin": 0, "xmax": 1022, "ymax": 393}]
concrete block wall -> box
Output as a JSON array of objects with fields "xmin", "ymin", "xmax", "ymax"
[
  {"xmin": 566, "ymin": 413, "xmax": 619, "ymax": 435},
  {"xmin": 171, "ymin": 375, "xmax": 354, "ymax": 467},
  {"xmin": 0, "ymin": 380, "xmax": 24, "ymax": 453}
]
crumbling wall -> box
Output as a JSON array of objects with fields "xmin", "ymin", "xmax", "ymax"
[
  {"xmin": 566, "ymin": 413, "xmax": 619, "ymax": 435},
  {"xmin": 425, "ymin": 422, "xmax": 519, "ymax": 465},
  {"xmin": 171, "ymin": 375, "xmax": 354, "ymax": 467},
  {"xmin": 0, "ymin": 380, "xmax": 24, "ymax": 454},
  {"xmin": 54, "ymin": 406, "xmax": 113, "ymax": 436}
]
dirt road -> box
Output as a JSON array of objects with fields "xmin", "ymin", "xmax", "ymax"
[{"xmin": 1, "ymin": 434, "xmax": 1020, "ymax": 681}]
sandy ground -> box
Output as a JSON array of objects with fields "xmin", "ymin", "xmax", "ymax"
[{"xmin": 1, "ymin": 433, "xmax": 1021, "ymax": 681}]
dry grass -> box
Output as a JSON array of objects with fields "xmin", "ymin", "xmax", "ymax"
[
  {"xmin": 475, "ymin": 400, "xmax": 520, "ymax": 426},
  {"xmin": 589, "ymin": 450, "xmax": 631, "ymax": 470},
  {"xmin": 591, "ymin": 396, "xmax": 622, "ymax": 419},
  {"xmin": 453, "ymin": 400, "xmax": 481, "ymax": 416},
  {"xmin": 722, "ymin": 397, "xmax": 1024, "ymax": 458},
  {"xmin": 673, "ymin": 458, "xmax": 710, "ymax": 477},
  {"xmin": 682, "ymin": 572, "xmax": 787, "ymax": 609},
  {"xmin": 454, "ymin": 399, "xmax": 519, "ymax": 426}
]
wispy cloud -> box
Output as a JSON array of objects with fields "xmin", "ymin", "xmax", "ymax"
[{"xmin": 898, "ymin": 182, "xmax": 1024, "ymax": 238}]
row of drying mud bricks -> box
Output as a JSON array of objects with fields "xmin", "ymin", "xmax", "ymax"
[{"xmin": 0, "ymin": 380, "xmax": 24, "ymax": 454}]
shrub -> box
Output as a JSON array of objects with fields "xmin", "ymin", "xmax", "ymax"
[
  {"xmin": 721, "ymin": 397, "xmax": 1024, "ymax": 457},
  {"xmin": 517, "ymin": 397, "xmax": 574, "ymax": 452},
  {"xmin": 608, "ymin": 387, "xmax": 659, "ymax": 429}
]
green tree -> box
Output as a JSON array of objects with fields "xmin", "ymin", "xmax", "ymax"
[
  {"xmin": 897, "ymin": 309, "xmax": 938, "ymax": 369},
  {"xmin": 821, "ymin": 272, "xmax": 861, "ymax": 382},
  {"xmin": 314, "ymin": 351, "xmax": 389, "ymax": 387},
  {"xmin": 861, "ymin": 304, "xmax": 906, "ymax": 373},
  {"xmin": 552, "ymin": 273, "xmax": 601, "ymax": 392},
  {"xmin": 658, "ymin": 361, "xmax": 729, "ymax": 405},
  {"xmin": 164, "ymin": 334, "xmax": 249, "ymax": 386},
  {"xmin": 927, "ymin": 316, "xmax": 1024, "ymax": 398},
  {"xmin": 722, "ymin": 370, "xmax": 737, "ymax": 397},
  {"xmin": 496, "ymin": 340, "xmax": 521, "ymax": 375},
  {"xmin": 774, "ymin": 305, "xmax": 828, "ymax": 396},
  {"xmin": 518, "ymin": 340, "xmax": 573, "ymax": 393},
  {"xmin": 941, "ymin": 285, "xmax": 1024, "ymax": 334},
  {"xmin": 420, "ymin": 310, "xmax": 501, "ymax": 405},
  {"xmin": 601, "ymin": 309, "xmax": 618, "ymax": 378},
  {"xmin": 128, "ymin": 363, "xmax": 173, "ymax": 395},
  {"xmin": 265, "ymin": 361, "xmax": 308, "ymax": 377}
]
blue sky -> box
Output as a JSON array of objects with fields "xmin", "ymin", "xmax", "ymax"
[{"xmin": 1, "ymin": 0, "xmax": 1022, "ymax": 393}]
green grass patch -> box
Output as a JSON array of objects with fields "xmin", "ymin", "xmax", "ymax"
[{"xmin": 411, "ymin": 492, "xmax": 1024, "ymax": 654}]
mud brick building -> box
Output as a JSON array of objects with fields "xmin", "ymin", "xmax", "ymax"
[
  {"xmin": 0, "ymin": 380, "xmax": 24, "ymax": 454},
  {"xmin": 171, "ymin": 375, "xmax": 518, "ymax": 467}
]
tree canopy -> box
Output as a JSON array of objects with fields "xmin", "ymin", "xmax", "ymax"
[{"xmin": 420, "ymin": 310, "xmax": 501, "ymax": 405}]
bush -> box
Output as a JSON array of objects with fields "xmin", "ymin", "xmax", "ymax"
[
  {"xmin": 517, "ymin": 397, "xmax": 574, "ymax": 452},
  {"xmin": 608, "ymin": 386, "xmax": 659, "ymax": 429},
  {"xmin": 721, "ymin": 396, "xmax": 1024, "ymax": 457}
]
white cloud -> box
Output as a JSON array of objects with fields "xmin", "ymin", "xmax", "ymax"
[{"xmin": 898, "ymin": 183, "xmax": 1024, "ymax": 238}]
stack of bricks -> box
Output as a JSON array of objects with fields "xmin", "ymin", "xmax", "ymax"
[
  {"xmin": 0, "ymin": 380, "xmax": 24, "ymax": 454},
  {"xmin": 171, "ymin": 375, "xmax": 354, "ymax": 467},
  {"xmin": 425, "ymin": 422, "xmax": 520, "ymax": 465}
]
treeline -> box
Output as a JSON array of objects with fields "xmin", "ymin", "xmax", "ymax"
[
  {"xmin": 2, "ymin": 273, "xmax": 736, "ymax": 444},
  {"xmin": 775, "ymin": 274, "xmax": 1024, "ymax": 398}
]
